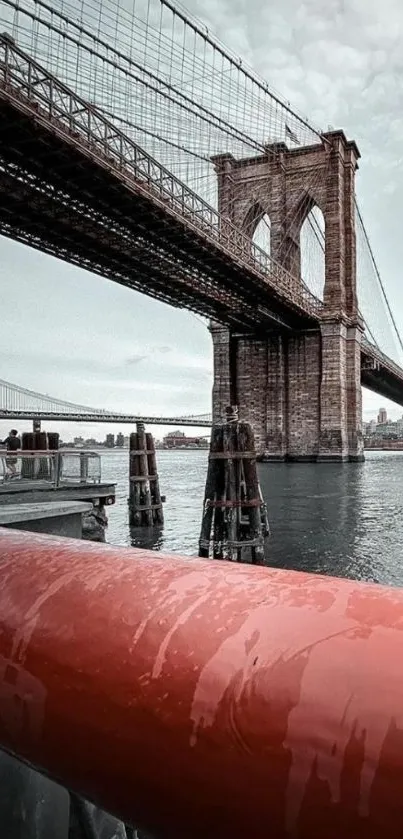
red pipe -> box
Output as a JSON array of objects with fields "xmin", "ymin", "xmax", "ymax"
[{"xmin": 0, "ymin": 529, "xmax": 403, "ymax": 837}]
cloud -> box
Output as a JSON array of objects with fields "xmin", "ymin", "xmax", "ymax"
[{"xmin": 126, "ymin": 354, "xmax": 148, "ymax": 365}]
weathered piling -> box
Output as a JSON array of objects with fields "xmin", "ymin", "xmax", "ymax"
[
  {"xmin": 47, "ymin": 432, "xmax": 59, "ymax": 451},
  {"xmin": 146, "ymin": 431, "xmax": 164, "ymax": 525},
  {"xmin": 21, "ymin": 432, "xmax": 35, "ymax": 479},
  {"xmin": 129, "ymin": 423, "xmax": 163, "ymax": 526},
  {"xmin": 34, "ymin": 431, "xmax": 50, "ymax": 479},
  {"xmin": 199, "ymin": 406, "xmax": 269, "ymax": 564},
  {"xmin": 47, "ymin": 433, "xmax": 60, "ymax": 483}
]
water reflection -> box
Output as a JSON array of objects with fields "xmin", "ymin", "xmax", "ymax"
[
  {"xmin": 259, "ymin": 456, "xmax": 403, "ymax": 586},
  {"xmin": 130, "ymin": 525, "xmax": 164, "ymax": 552},
  {"xmin": 259, "ymin": 462, "xmax": 365, "ymax": 578}
]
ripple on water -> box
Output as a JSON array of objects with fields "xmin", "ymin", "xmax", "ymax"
[{"xmin": 102, "ymin": 449, "xmax": 403, "ymax": 586}]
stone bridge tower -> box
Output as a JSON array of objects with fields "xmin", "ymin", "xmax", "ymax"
[{"xmin": 211, "ymin": 130, "xmax": 364, "ymax": 462}]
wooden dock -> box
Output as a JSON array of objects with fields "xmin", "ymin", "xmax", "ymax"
[{"xmin": 0, "ymin": 480, "xmax": 116, "ymax": 506}]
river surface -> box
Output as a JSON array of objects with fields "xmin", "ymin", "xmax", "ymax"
[{"xmin": 101, "ymin": 449, "xmax": 403, "ymax": 587}]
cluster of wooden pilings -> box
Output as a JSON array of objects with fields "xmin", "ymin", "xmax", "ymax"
[
  {"xmin": 199, "ymin": 406, "xmax": 269, "ymax": 564},
  {"xmin": 128, "ymin": 422, "xmax": 164, "ymax": 527},
  {"xmin": 127, "ymin": 410, "xmax": 268, "ymax": 564}
]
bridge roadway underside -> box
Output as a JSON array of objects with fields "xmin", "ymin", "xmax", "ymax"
[
  {"xmin": 0, "ymin": 97, "xmax": 316, "ymax": 333},
  {"xmin": 361, "ymin": 364, "xmax": 403, "ymax": 408}
]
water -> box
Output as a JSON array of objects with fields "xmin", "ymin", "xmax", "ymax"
[
  {"xmin": 102, "ymin": 449, "xmax": 208, "ymax": 555},
  {"xmin": 101, "ymin": 449, "xmax": 403, "ymax": 586}
]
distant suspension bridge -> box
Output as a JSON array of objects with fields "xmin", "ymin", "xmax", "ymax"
[{"xmin": 0, "ymin": 378, "xmax": 212, "ymax": 427}]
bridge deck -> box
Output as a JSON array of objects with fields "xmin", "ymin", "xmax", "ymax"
[
  {"xmin": 0, "ymin": 35, "xmax": 321, "ymax": 333},
  {"xmin": 1, "ymin": 38, "xmax": 403, "ymax": 405},
  {"xmin": 361, "ymin": 342, "xmax": 403, "ymax": 406}
]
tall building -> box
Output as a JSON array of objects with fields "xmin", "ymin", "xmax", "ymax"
[
  {"xmin": 377, "ymin": 408, "xmax": 387, "ymax": 425},
  {"xmin": 116, "ymin": 432, "xmax": 124, "ymax": 447},
  {"xmin": 105, "ymin": 433, "xmax": 115, "ymax": 448}
]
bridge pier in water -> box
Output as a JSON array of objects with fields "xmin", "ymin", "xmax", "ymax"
[
  {"xmin": 212, "ymin": 323, "xmax": 363, "ymax": 462},
  {"xmin": 212, "ymin": 129, "xmax": 364, "ymax": 462}
]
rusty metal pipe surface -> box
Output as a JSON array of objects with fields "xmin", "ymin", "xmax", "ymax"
[{"xmin": 0, "ymin": 529, "xmax": 403, "ymax": 837}]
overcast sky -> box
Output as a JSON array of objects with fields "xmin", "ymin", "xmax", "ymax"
[{"xmin": 2, "ymin": 0, "xmax": 403, "ymax": 441}]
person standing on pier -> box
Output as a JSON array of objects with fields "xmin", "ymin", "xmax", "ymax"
[{"xmin": 1, "ymin": 429, "xmax": 21, "ymax": 478}]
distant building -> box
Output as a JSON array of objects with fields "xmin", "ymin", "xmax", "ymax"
[
  {"xmin": 73, "ymin": 436, "xmax": 84, "ymax": 448},
  {"xmin": 365, "ymin": 413, "xmax": 403, "ymax": 442},
  {"xmin": 163, "ymin": 430, "xmax": 208, "ymax": 449},
  {"xmin": 105, "ymin": 433, "xmax": 115, "ymax": 448},
  {"xmin": 116, "ymin": 432, "xmax": 125, "ymax": 448},
  {"xmin": 377, "ymin": 408, "xmax": 387, "ymax": 425}
]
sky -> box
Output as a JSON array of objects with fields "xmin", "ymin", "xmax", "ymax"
[{"xmin": 2, "ymin": 0, "xmax": 403, "ymax": 441}]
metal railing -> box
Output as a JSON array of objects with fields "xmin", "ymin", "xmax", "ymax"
[
  {"xmin": 362, "ymin": 335, "xmax": 403, "ymax": 382},
  {"xmin": 0, "ymin": 33, "xmax": 323, "ymax": 321},
  {"xmin": 0, "ymin": 449, "xmax": 101, "ymax": 487}
]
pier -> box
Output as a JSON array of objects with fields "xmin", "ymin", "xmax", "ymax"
[
  {"xmin": 0, "ymin": 448, "xmax": 115, "ymax": 543},
  {"xmin": 0, "ymin": 449, "xmax": 115, "ymax": 507}
]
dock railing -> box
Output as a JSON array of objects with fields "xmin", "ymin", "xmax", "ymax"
[{"xmin": 0, "ymin": 449, "xmax": 101, "ymax": 488}]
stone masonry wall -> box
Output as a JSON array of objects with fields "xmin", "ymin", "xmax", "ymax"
[
  {"xmin": 265, "ymin": 335, "xmax": 287, "ymax": 458},
  {"xmin": 211, "ymin": 323, "xmax": 363, "ymax": 462},
  {"xmin": 236, "ymin": 337, "xmax": 269, "ymax": 455},
  {"xmin": 287, "ymin": 332, "xmax": 321, "ymax": 460},
  {"xmin": 346, "ymin": 326, "xmax": 364, "ymax": 460},
  {"xmin": 211, "ymin": 131, "xmax": 363, "ymax": 461},
  {"xmin": 318, "ymin": 321, "xmax": 348, "ymax": 460},
  {"xmin": 211, "ymin": 328, "xmax": 321, "ymax": 460},
  {"xmin": 210, "ymin": 323, "xmax": 231, "ymax": 425}
]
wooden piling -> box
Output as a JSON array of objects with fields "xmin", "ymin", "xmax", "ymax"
[
  {"xmin": 129, "ymin": 423, "xmax": 163, "ymax": 527},
  {"xmin": 21, "ymin": 432, "xmax": 35, "ymax": 479},
  {"xmin": 146, "ymin": 432, "xmax": 164, "ymax": 526},
  {"xmin": 199, "ymin": 425, "xmax": 223, "ymax": 558},
  {"xmin": 34, "ymin": 431, "xmax": 50, "ymax": 479},
  {"xmin": 129, "ymin": 432, "xmax": 141, "ymax": 527},
  {"xmin": 48, "ymin": 432, "xmax": 60, "ymax": 485},
  {"xmin": 199, "ymin": 405, "xmax": 269, "ymax": 564},
  {"xmin": 47, "ymin": 432, "xmax": 59, "ymax": 450}
]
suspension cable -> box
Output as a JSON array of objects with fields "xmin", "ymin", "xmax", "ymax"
[{"xmin": 355, "ymin": 201, "xmax": 403, "ymax": 355}]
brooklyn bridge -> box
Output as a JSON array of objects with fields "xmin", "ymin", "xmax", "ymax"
[{"xmin": 0, "ymin": 0, "xmax": 402, "ymax": 460}]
